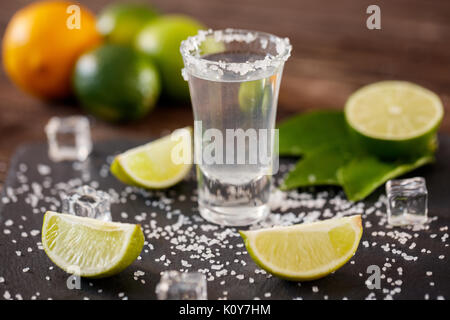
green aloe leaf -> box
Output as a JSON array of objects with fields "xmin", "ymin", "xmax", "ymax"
[
  {"xmin": 278, "ymin": 110, "xmax": 351, "ymax": 156},
  {"xmin": 280, "ymin": 145, "xmax": 353, "ymax": 189},
  {"xmin": 279, "ymin": 110, "xmax": 435, "ymax": 201},
  {"xmin": 337, "ymin": 154, "xmax": 434, "ymax": 202}
]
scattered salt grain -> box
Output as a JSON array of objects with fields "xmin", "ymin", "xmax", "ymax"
[
  {"xmin": 37, "ymin": 164, "xmax": 51, "ymax": 176},
  {"xmin": 3, "ymin": 291, "xmax": 11, "ymax": 300},
  {"xmin": 30, "ymin": 230, "xmax": 40, "ymax": 237}
]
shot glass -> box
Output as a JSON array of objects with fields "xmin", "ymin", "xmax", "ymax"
[{"xmin": 180, "ymin": 29, "xmax": 291, "ymax": 226}]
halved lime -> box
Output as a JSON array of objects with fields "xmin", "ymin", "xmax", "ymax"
[
  {"xmin": 112, "ymin": 127, "xmax": 193, "ymax": 189},
  {"xmin": 240, "ymin": 215, "xmax": 362, "ymax": 281},
  {"xmin": 345, "ymin": 81, "xmax": 443, "ymax": 159},
  {"xmin": 42, "ymin": 212, "xmax": 144, "ymax": 278}
]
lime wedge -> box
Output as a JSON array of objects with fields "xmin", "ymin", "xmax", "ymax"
[
  {"xmin": 112, "ymin": 127, "xmax": 192, "ymax": 189},
  {"xmin": 240, "ymin": 215, "xmax": 362, "ymax": 281},
  {"xmin": 345, "ymin": 81, "xmax": 443, "ymax": 158},
  {"xmin": 42, "ymin": 211, "xmax": 144, "ymax": 278},
  {"xmin": 110, "ymin": 157, "xmax": 137, "ymax": 186}
]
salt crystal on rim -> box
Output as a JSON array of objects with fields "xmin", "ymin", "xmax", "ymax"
[{"xmin": 180, "ymin": 29, "xmax": 291, "ymax": 81}]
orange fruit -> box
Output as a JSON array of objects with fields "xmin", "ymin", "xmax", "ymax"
[{"xmin": 2, "ymin": 1, "xmax": 102, "ymax": 99}]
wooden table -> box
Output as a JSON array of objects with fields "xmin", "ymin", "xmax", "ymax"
[{"xmin": 1, "ymin": 0, "xmax": 449, "ymax": 188}]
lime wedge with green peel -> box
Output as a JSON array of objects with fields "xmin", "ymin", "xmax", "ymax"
[
  {"xmin": 240, "ymin": 215, "xmax": 363, "ymax": 281},
  {"xmin": 42, "ymin": 212, "xmax": 144, "ymax": 278},
  {"xmin": 110, "ymin": 157, "xmax": 137, "ymax": 186},
  {"xmin": 345, "ymin": 81, "xmax": 444, "ymax": 159},
  {"xmin": 112, "ymin": 127, "xmax": 193, "ymax": 189}
]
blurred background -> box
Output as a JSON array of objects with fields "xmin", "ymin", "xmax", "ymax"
[{"xmin": 1, "ymin": 0, "xmax": 449, "ymax": 185}]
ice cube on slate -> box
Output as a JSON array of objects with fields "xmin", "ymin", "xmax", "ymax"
[
  {"xmin": 61, "ymin": 186, "xmax": 112, "ymax": 221},
  {"xmin": 45, "ymin": 116, "xmax": 92, "ymax": 162},
  {"xmin": 156, "ymin": 271, "xmax": 207, "ymax": 300},
  {"xmin": 386, "ymin": 177, "xmax": 428, "ymax": 226}
]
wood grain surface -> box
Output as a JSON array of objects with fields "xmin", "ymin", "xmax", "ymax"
[{"xmin": 1, "ymin": 0, "xmax": 449, "ymax": 188}]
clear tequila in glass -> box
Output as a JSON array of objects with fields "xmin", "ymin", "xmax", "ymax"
[{"xmin": 181, "ymin": 29, "xmax": 291, "ymax": 226}]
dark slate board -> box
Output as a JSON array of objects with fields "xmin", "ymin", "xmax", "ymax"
[{"xmin": 0, "ymin": 136, "xmax": 449, "ymax": 300}]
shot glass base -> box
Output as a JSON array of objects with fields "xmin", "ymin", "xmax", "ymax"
[{"xmin": 199, "ymin": 203, "xmax": 270, "ymax": 227}]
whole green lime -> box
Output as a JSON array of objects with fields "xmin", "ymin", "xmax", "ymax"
[
  {"xmin": 134, "ymin": 15, "xmax": 205, "ymax": 100},
  {"xmin": 97, "ymin": 3, "xmax": 158, "ymax": 46},
  {"xmin": 73, "ymin": 44, "xmax": 160, "ymax": 122}
]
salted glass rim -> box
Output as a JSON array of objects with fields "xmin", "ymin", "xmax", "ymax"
[{"xmin": 180, "ymin": 28, "xmax": 292, "ymax": 81}]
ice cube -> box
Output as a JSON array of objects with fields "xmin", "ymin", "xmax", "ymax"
[
  {"xmin": 155, "ymin": 271, "xmax": 207, "ymax": 300},
  {"xmin": 61, "ymin": 185, "xmax": 112, "ymax": 221},
  {"xmin": 45, "ymin": 116, "xmax": 92, "ymax": 162},
  {"xmin": 386, "ymin": 177, "xmax": 428, "ymax": 226}
]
